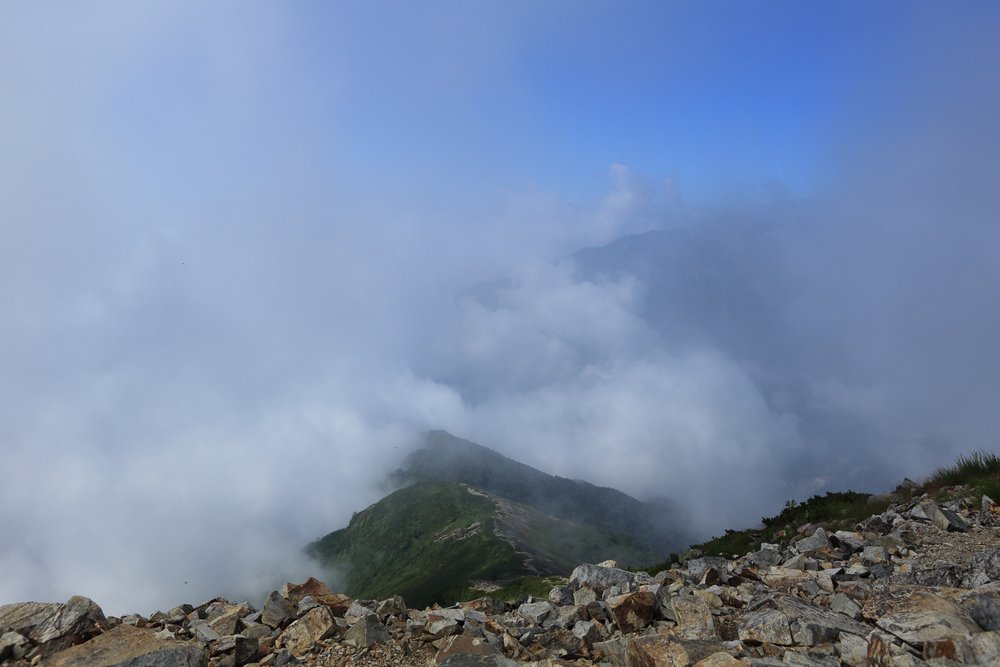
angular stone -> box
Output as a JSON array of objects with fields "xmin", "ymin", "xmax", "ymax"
[
  {"xmin": 739, "ymin": 594, "xmax": 867, "ymax": 647},
  {"xmin": 279, "ymin": 606, "xmax": 335, "ymax": 656},
  {"xmin": 261, "ymin": 592, "xmax": 297, "ymax": 629},
  {"xmin": 671, "ymin": 595, "xmax": 717, "ymax": 640},
  {"xmin": 341, "ymin": 599, "xmax": 373, "ymax": 620},
  {"xmin": 314, "ymin": 593, "xmax": 353, "ymax": 617},
  {"xmin": 188, "ymin": 620, "xmax": 221, "ymax": 642},
  {"xmin": 428, "ymin": 618, "xmax": 461, "ymax": 638},
  {"xmin": 571, "ymin": 620, "xmax": 604, "ymax": 645},
  {"xmin": 836, "ymin": 632, "xmax": 868, "ymax": 667},
  {"xmin": 573, "ymin": 586, "xmax": 597, "ymax": 606},
  {"xmin": 627, "ymin": 635, "xmax": 734, "ymax": 667},
  {"xmin": 568, "ymin": 564, "xmax": 635, "ymax": 593},
  {"xmin": 548, "ymin": 604, "xmax": 586, "ymax": 629},
  {"xmin": 343, "ymin": 612, "xmax": 388, "ymax": 647},
  {"xmin": 606, "ymin": 591, "xmax": 656, "ymax": 634},
  {"xmin": 693, "ymin": 652, "xmax": 749, "ymax": 666},
  {"xmin": 42, "ymin": 624, "xmax": 207, "ymax": 667},
  {"xmin": 970, "ymin": 630, "xmax": 1000, "ymax": 665},
  {"xmin": 0, "ymin": 631, "xmax": 29, "ymax": 661},
  {"xmin": 376, "ymin": 595, "xmax": 407, "ymax": 620},
  {"xmin": 516, "ymin": 601, "xmax": 553, "ymax": 625},
  {"xmin": 747, "ymin": 549, "xmax": 783, "ymax": 569},
  {"xmin": 830, "ymin": 594, "xmax": 862, "ymax": 621},
  {"xmin": 592, "ymin": 637, "xmax": 628, "ymax": 666},
  {"xmin": 910, "ymin": 500, "xmax": 967, "ymax": 532},
  {"xmin": 534, "ymin": 626, "xmax": 584, "ymax": 658},
  {"xmin": 831, "ymin": 531, "xmax": 865, "ymax": 553},
  {"xmin": 687, "ymin": 558, "xmax": 730, "ymax": 583},
  {"xmin": 0, "ymin": 596, "xmax": 107, "ymax": 657},
  {"xmin": 437, "ymin": 655, "xmax": 519, "ymax": 667},
  {"xmin": 964, "ymin": 548, "xmax": 1000, "ymax": 587},
  {"xmin": 231, "ymin": 636, "xmax": 259, "ymax": 666},
  {"xmin": 968, "ymin": 593, "xmax": 1000, "ymax": 631},
  {"xmin": 280, "ymin": 577, "xmax": 332, "ymax": 605},
  {"xmin": 208, "ymin": 608, "xmax": 241, "ymax": 636},
  {"xmin": 876, "ymin": 591, "xmax": 980, "ymax": 646},
  {"xmin": 795, "ymin": 528, "xmax": 830, "ymax": 554},
  {"xmin": 547, "ymin": 586, "xmax": 573, "ymax": 606},
  {"xmin": 738, "ymin": 605, "xmax": 792, "ymax": 645},
  {"xmin": 433, "ymin": 634, "xmax": 498, "ymax": 664}
]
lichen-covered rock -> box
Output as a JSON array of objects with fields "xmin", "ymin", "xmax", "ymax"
[
  {"xmin": 280, "ymin": 606, "xmax": 336, "ymax": 656},
  {"xmin": 0, "ymin": 596, "xmax": 107, "ymax": 657},
  {"xmin": 606, "ymin": 591, "xmax": 656, "ymax": 634},
  {"xmin": 342, "ymin": 612, "xmax": 389, "ymax": 647},
  {"xmin": 42, "ymin": 624, "xmax": 207, "ymax": 667}
]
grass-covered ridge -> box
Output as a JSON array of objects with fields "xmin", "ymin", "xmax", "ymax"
[
  {"xmin": 306, "ymin": 479, "xmax": 660, "ymax": 608},
  {"xmin": 307, "ymin": 481, "xmax": 525, "ymax": 608}
]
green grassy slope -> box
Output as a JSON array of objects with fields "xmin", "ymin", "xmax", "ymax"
[
  {"xmin": 393, "ymin": 430, "xmax": 691, "ymax": 553},
  {"xmin": 307, "ymin": 479, "xmax": 661, "ymax": 608},
  {"xmin": 307, "ymin": 481, "xmax": 524, "ymax": 608}
]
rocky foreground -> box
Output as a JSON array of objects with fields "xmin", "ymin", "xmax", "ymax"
[{"xmin": 3, "ymin": 489, "xmax": 1000, "ymax": 667}]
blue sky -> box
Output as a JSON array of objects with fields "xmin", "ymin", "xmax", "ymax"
[
  {"xmin": 88, "ymin": 2, "xmax": 916, "ymax": 214},
  {"xmin": 2, "ymin": 1, "xmax": 999, "ymax": 614}
]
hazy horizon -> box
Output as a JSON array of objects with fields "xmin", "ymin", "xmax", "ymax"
[{"xmin": 2, "ymin": 1, "xmax": 999, "ymax": 614}]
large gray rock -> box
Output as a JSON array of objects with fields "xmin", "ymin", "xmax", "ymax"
[
  {"xmin": 876, "ymin": 591, "xmax": 980, "ymax": 646},
  {"xmin": 739, "ymin": 594, "xmax": 867, "ymax": 646},
  {"xmin": 279, "ymin": 606, "xmax": 336, "ymax": 656},
  {"xmin": 626, "ymin": 635, "xmax": 735, "ymax": 667},
  {"xmin": 671, "ymin": 595, "xmax": 717, "ymax": 640},
  {"xmin": 968, "ymin": 593, "xmax": 1000, "ymax": 631},
  {"xmin": 568, "ymin": 564, "xmax": 635, "ymax": 593},
  {"xmin": 432, "ymin": 634, "xmax": 499, "ymax": 665},
  {"xmin": 516, "ymin": 601, "xmax": 552, "ymax": 625},
  {"xmin": 795, "ymin": 528, "xmax": 831, "ymax": 554},
  {"xmin": 42, "ymin": 624, "xmax": 207, "ymax": 667},
  {"xmin": 261, "ymin": 591, "xmax": 297, "ymax": 629},
  {"xmin": 606, "ymin": 591, "xmax": 656, "ymax": 634},
  {"xmin": 343, "ymin": 613, "xmax": 389, "ymax": 647},
  {"xmin": 910, "ymin": 500, "xmax": 968, "ymax": 532},
  {"xmin": 686, "ymin": 557, "xmax": 730, "ymax": 582},
  {"xmin": 0, "ymin": 596, "xmax": 106, "ymax": 657},
  {"xmin": 0, "ymin": 631, "xmax": 29, "ymax": 661},
  {"xmin": 964, "ymin": 548, "xmax": 1000, "ymax": 587}
]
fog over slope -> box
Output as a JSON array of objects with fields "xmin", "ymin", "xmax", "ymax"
[{"xmin": 1, "ymin": 3, "xmax": 999, "ymax": 614}]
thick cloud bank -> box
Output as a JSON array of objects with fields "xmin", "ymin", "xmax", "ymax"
[{"xmin": 2, "ymin": 4, "xmax": 999, "ymax": 613}]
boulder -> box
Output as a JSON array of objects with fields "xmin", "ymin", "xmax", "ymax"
[
  {"xmin": 376, "ymin": 595, "xmax": 407, "ymax": 620},
  {"xmin": 671, "ymin": 595, "xmax": 717, "ymax": 640},
  {"xmin": 567, "ymin": 564, "xmax": 634, "ymax": 593},
  {"xmin": 261, "ymin": 592, "xmax": 297, "ymax": 629},
  {"xmin": 0, "ymin": 631, "xmax": 29, "ymax": 661},
  {"xmin": 627, "ymin": 635, "xmax": 736, "ymax": 667},
  {"xmin": 342, "ymin": 612, "xmax": 389, "ymax": 647},
  {"xmin": 606, "ymin": 591, "xmax": 656, "ymax": 634},
  {"xmin": 280, "ymin": 577, "xmax": 332, "ymax": 605},
  {"xmin": 516, "ymin": 601, "xmax": 553, "ymax": 625},
  {"xmin": 433, "ymin": 634, "xmax": 498, "ymax": 664},
  {"xmin": 964, "ymin": 548, "xmax": 1000, "ymax": 587},
  {"xmin": 42, "ymin": 624, "xmax": 207, "ymax": 667},
  {"xmin": 876, "ymin": 591, "xmax": 980, "ymax": 646},
  {"xmin": 739, "ymin": 594, "xmax": 867, "ymax": 647},
  {"xmin": 0, "ymin": 596, "xmax": 106, "ymax": 657},
  {"xmin": 533, "ymin": 626, "xmax": 584, "ymax": 658},
  {"xmin": 794, "ymin": 528, "xmax": 830, "ymax": 554},
  {"xmin": 687, "ymin": 558, "xmax": 729, "ymax": 583},
  {"xmin": 968, "ymin": 593, "xmax": 1000, "ymax": 631},
  {"xmin": 279, "ymin": 606, "xmax": 336, "ymax": 656}
]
